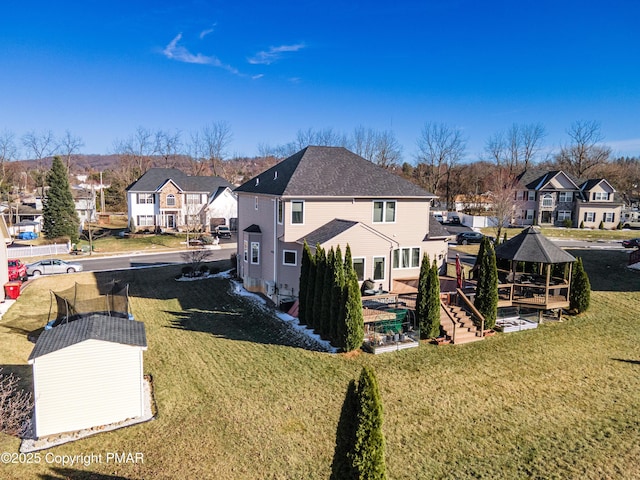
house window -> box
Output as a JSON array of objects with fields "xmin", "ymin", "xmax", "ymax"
[
  {"xmin": 166, "ymin": 194, "xmax": 176, "ymax": 206},
  {"xmin": 186, "ymin": 193, "xmax": 201, "ymax": 205},
  {"xmin": 283, "ymin": 250, "xmax": 297, "ymax": 266},
  {"xmin": 136, "ymin": 193, "xmax": 154, "ymax": 204},
  {"xmin": 352, "ymin": 258, "xmax": 365, "ymax": 282},
  {"xmin": 291, "ymin": 200, "xmax": 304, "ymax": 224},
  {"xmin": 251, "ymin": 242, "xmax": 260, "ymax": 264},
  {"xmin": 604, "ymin": 212, "xmax": 615, "ymax": 223},
  {"xmin": 393, "ymin": 247, "xmax": 420, "ymax": 269},
  {"xmin": 373, "ymin": 257, "xmax": 385, "ymax": 281},
  {"xmin": 557, "ymin": 211, "xmax": 572, "ymax": 222},
  {"xmin": 277, "ymin": 199, "xmax": 283, "ymax": 224},
  {"xmin": 527, "ymin": 191, "xmax": 536, "ymax": 201},
  {"xmin": 137, "ymin": 215, "xmax": 154, "ymax": 226},
  {"xmin": 526, "ymin": 210, "xmax": 535, "ymax": 220},
  {"xmin": 373, "ymin": 200, "xmax": 396, "ymax": 223},
  {"xmin": 558, "ymin": 192, "xmax": 573, "ymax": 203},
  {"xmin": 542, "ymin": 194, "xmax": 553, "ymax": 207},
  {"xmin": 584, "ymin": 212, "xmax": 595, "ymax": 222},
  {"xmin": 185, "ymin": 214, "xmax": 200, "ymax": 224},
  {"xmin": 516, "ymin": 191, "xmax": 524, "ymax": 201},
  {"xmin": 593, "ymin": 192, "xmax": 609, "ymax": 201},
  {"xmin": 243, "ymin": 240, "xmax": 248, "ymax": 262},
  {"xmin": 255, "ymin": 197, "xmax": 259, "ymax": 210}
]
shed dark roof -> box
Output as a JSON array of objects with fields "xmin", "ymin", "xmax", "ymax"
[
  {"xmin": 495, "ymin": 226, "xmax": 576, "ymax": 264},
  {"xmin": 29, "ymin": 315, "xmax": 147, "ymax": 361},
  {"xmin": 235, "ymin": 146, "xmax": 436, "ymax": 198},
  {"xmin": 126, "ymin": 168, "xmax": 232, "ymax": 194},
  {"xmin": 243, "ymin": 224, "xmax": 262, "ymax": 233},
  {"xmin": 425, "ymin": 216, "xmax": 452, "ymax": 240}
]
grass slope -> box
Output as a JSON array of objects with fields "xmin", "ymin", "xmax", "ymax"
[{"xmin": 0, "ymin": 253, "xmax": 638, "ymax": 479}]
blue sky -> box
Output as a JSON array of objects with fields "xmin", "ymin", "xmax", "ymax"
[{"xmin": 1, "ymin": 0, "xmax": 639, "ymax": 162}]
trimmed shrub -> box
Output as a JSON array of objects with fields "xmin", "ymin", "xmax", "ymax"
[{"xmin": 570, "ymin": 257, "xmax": 591, "ymax": 314}]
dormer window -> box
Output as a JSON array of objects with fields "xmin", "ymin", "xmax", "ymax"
[{"xmin": 592, "ymin": 192, "xmax": 609, "ymax": 201}]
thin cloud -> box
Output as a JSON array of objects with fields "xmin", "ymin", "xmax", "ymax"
[
  {"xmin": 163, "ymin": 33, "xmax": 240, "ymax": 75},
  {"xmin": 199, "ymin": 24, "xmax": 216, "ymax": 39},
  {"xmin": 248, "ymin": 43, "xmax": 305, "ymax": 65}
]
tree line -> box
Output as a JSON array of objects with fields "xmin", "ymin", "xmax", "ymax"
[{"xmin": 1, "ymin": 120, "xmax": 638, "ymax": 213}]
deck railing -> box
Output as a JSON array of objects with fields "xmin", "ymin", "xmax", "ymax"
[{"xmin": 454, "ymin": 288, "xmax": 485, "ymax": 336}]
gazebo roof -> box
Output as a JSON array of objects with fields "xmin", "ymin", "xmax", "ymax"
[{"xmin": 495, "ymin": 226, "xmax": 576, "ymax": 264}]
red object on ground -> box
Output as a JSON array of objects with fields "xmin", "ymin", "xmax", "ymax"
[
  {"xmin": 456, "ymin": 255, "xmax": 463, "ymax": 289},
  {"xmin": 8, "ymin": 259, "xmax": 27, "ymax": 281},
  {"xmin": 4, "ymin": 281, "xmax": 22, "ymax": 300}
]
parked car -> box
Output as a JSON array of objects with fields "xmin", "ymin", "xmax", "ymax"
[
  {"xmin": 433, "ymin": 213, "xmax": 444, "ymax": 223},
  {"xmin": 26, "ymin": 259, "xmax": 83, "ymax": 277},
  {"xmin": 622, "ymin": 238, "xmax": 640, "ymax": 248},
  {"xmin": 456, "ymin": 231, "xmax": 485, "ymax": 245},
  {"xmin": 446, "ymin": 214, "xmax": 461, "ymax": 225},
  {"xmin": 7, "ymin": 259, "xmax": 27, "ymax": 281},
  {"xmin": 215, "ymin": 225, "xmax": 232, "ymax": 238}
]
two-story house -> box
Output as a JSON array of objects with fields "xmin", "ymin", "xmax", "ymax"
[
  {"xmin": 514, "ymin": 170, "xmax": 622, "ymax": 228},
  {"xmin": 126, "ymin": 168, "xmax": 236, "ymax": 233},
  {"xmin": 234, "ymin": 146, "xmax": 445, "ymax": 306}
]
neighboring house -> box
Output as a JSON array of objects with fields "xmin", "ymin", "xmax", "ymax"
[
  {"xmin": 126, "ymin": 168, "xmax": 236, "ymax": 232},
  {"xmin": 453, "ymin": 193, "xmax": 494, "ymax": 213},
  {"xmin": 28, "ymin": 315, "xmax": 147, "ymax": 438},
  {"xmin": 72, "ymin": 187, "xmax": 97, "ymax": 226},
  {"xmin": 514, "ymin": 170, "xmax": 622, "ymax": 228},
  {"xmin": 234, "ymin": 146, "xmax": 440, "ymax": 305}
]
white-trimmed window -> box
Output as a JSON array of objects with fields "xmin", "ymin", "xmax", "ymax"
[
  {"xmin": 558, "ymin": 192, "xmax": 573, "ymax": 203},
  {"xmin": 251, "ymin": 242, "xmax": 260, "ymax": 264},
  {"xmin": 584, "ymin": 212, "xmax": 595, "ymax": 222},
  {"xmin": 166, "ymin": 194, "xmax": 176, "ymax": 206},
  {"xmin": 604, "ymin": 212, "xmax": 615, "ymax": 223},
  {"xmin": 136, "ymin": 193, "xmax": 154, "ymax": 204},
  {"xmin": 526, "ymin": 210, "xmax": 535, "ymax": 220},
  {"xmin": 291, "ymin": 200, "xmax": 304, "ymax": 224},
  {"xmin": 283, "ymin": 250, "xmax": 297, "ymax": 266},
  {"xmin": 137, "ymin": 215, "xmax": 154, "ymax": 226},
  {"xmin": 353, "ymin": 257, "xmax": 365, "ymax": 282},
  {"xmin": 373, "ymin": 200, "xmax": 396, "ymax": 223},
  {"xmin": 542, "ymin": 194, "xmax": 553, "ymax": 207},
  {"xmin": 185, "ymin": 214, "xmax": 200, "ymax": 224},
  {"xmin": 277, "ymin": 199, "xmax": 283, "ymax": 224},
  {"xmin": 527, "ymin": 191, "xmax": 536, "ymax": 201},
  {"xmin": 243, "ymin": 240, "xmax": 248, "ymax": 262},
  {"xmin": 516, "ymin": 191, "xmax": 524, "ymax": 201},
  {"xmin": 186, "ymin": 193, "xmax": 202, "ymax": 205},
  {"xmin": 393, "ymin": 247, "xmax": 420, "ymax": 269},
  {"xmin": 592, "ymin": 192, "xmax": 609, "ymax": 201},
  {"xmin": 373, "ymin": 257, "xmax": 385, "ymax": 281},
  {"xmin": 254, "ymin": 197, "xmax": 259, "ymax": 210},
  {"xmin": 557, "ymin": 211, "xmax": 571, "ymax": 222}
]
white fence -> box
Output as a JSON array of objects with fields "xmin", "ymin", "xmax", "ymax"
[{"xmin": 7, "ymin": 242, "xmax": 71, "ymax": 258}]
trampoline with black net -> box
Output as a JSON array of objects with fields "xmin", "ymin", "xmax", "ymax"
[{"xmin": 45, "ymin": 281, "xmax": 132, "ymax": 329}]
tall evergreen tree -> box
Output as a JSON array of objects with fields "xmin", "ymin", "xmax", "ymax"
[
  {"xmin": 350, "ymin": 366, "xmax": 387, "ymax": 480},
  {"xmin": 305, "ymin": 246, "xmax": 317, "ymax": 328},
  {"xmin": 298, "ymin": 240, "xmax": 312, "ymax": 325},
  {"xmin": 330, "ymin": 245, "xmax": 345, "ymax": 343},
  {"xmin": 425, "ymin": 260, "xmax": 441, "ymax": 337},
  {"xmin": 320, "ymin": 248, "xmax": 335, "ymax": 337},
  {"xmin": 415, "ymin": 254, "xmax": 431, "ymax": 338},
  {"xmin": 313, "ymin": 245, "xmax": 326, "ymax": 330},
  {"xmin": 330, "ymin": 379, "xmax": 358, "ymax": 480},
  {"xmin": 342, "ymin": 270, "xmax": 364, "ymax": 352},
  {"xmin": 570, "ymin": 257, "xmax": 591, "ymax": 314},
  {"xmin": 42, "ymin": 156, "xmax": 80, "ymax": 243},
  {"xmin": 474, "ymin": 237, "xmax": 498, "ymax": 329},
  {"xmin": 344, "ymin": 244, "xmax": 353, "ymax": 276}
]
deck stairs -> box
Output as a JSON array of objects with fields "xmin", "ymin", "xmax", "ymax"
[{"xmin": 439, "ymin": 303, "xmax": 484, "ymax": 344}]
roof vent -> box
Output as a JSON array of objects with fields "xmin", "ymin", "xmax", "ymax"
[
  {"xmin": 255, "ymin": 178, "xmax": 260, "ymax": 186},
  {"xmin": 274, "ymin": 171, "xmax": 278, "ymax": 180}
]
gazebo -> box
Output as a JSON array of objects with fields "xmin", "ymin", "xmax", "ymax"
[{"xmin": 494, "ymin": 226, "xmax": 576, "ymax": 320}]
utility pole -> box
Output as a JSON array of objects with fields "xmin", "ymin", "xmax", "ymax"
[{"xmin": 99, "ymin": 171, "xmax": 105, "ymax": 213}]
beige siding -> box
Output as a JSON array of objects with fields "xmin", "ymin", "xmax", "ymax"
[{"xmin": 32, "ymin": 340, "xmax": 145, "ymax": 438}]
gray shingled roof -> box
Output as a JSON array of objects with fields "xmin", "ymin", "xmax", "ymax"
[
  {"xmin": 126, "ymin": 168, "xmax": 232, "ymax": 194},
  {"xmin": 495, "ymin": 226, "xmax": 576, "ymax": 264},
  {"xmin": 235, "ymin": 146, "xmax": 436, "ymax": 198},
  {"xmin": 425, "ymin": 216, "xmax": 452, "ymax": 240},
  {"xmin": 297, "ymin": 219, "xmax": 359, "ymax": 246},
  {"xmin": 29, "ymin": 315, "xmax": 147, "ymax": 361}
]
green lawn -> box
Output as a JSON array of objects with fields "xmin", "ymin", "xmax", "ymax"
[{"xmin": 0, "ymin": 253, "xmax": 638, "ymax": 479}]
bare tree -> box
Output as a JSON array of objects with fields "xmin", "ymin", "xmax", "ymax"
[
  {"xmin": 0, "ymin": 369, "xmax": 33, "ymax": 437},
  {"xmin": 0, "ymin": 130, "xmax": 18, "ymax": 193},
  {"xmin": 185, "ymin": 131, "xmax": 209, "ymax": 176},
  {"xmin": 485, "ymin": 123, "xmax": 546, "ymax": 173},
  {"xmin": 295, "ymin": 127, "xmax": 349, "ymax": 150},
  {"xmin": 202, "ymin": 121, "xmax": 233, "ymax": 178},
  {"xmin": 155, "ymin": 129, "xmax": 183, "ymax": 168},
  {"xmin": 486, "ymin": 168, "xmax": 522, "ymax": 243},
  {"xmin": 22, "ymin": 129, "xmax": 58, "ymax": 195},
  {"xmin": 351, "ymin": 127, "xmax": 402, "ymax": 168},
  {"xmin": 555, "ymin": 120, "xmax": 611, "ymax": 177},
  {"xmin": 58, "ymin": 130, "xmax": 85, "ymax": 172},
  {"xmin": 112, "ymin": 126, "xmax": 157, "ymax": 185},
  {"xmin": 416, "ymin": 122, "xmax": 466, "ymax": 207}
]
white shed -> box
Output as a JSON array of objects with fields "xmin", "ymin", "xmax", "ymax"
[{"xmin": 28, "ymin": 314, "xmax": 147, "ymax": 439}]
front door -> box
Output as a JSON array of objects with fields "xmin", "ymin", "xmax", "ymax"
[{"xmin": 167, "ymin": 214, "xmax": 176, "ymax": 229}]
